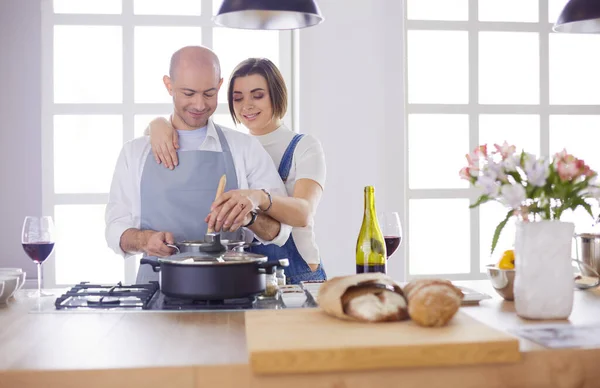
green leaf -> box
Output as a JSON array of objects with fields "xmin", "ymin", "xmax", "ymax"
[
  {"xmin": 579, "ymin": 199, "xmax": 594, "ymax": 219},
  {"xmin": 491, "ymin": 210, "xmax": 514, "ymax": 255},
  {"xmin": 507, "ymin": 171, "xmax": 522, "ymax": 184},
  {"xmin": 469, "ymin": 195, "xmax": 490, "ymax": 209}
]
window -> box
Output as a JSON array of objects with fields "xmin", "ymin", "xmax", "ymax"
[
  {"xmin": 42, "ymin": 0, "xmax": 294, "ymax": 287},
  {"xmin": 404, "ymin": 0, "xmax": 600, "ymax": 280}
]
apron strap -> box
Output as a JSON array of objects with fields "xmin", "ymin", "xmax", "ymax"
[
  {"xmin": 278, "ymin": 133, "xmax": 304, "ymax": 182},
  {"xmin": 214, "ymin": 123, "xmax": 232, "ymax": 153}
]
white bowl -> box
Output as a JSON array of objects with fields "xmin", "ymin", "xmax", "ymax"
[
  {"xmin": 0, "ymin": 268, "xmax": 26, "ymax": 291},
  {"xmin": 0, "ymin": 274, "xmax": 19, "ymax": 303}
]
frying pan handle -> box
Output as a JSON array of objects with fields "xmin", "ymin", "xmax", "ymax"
[
  {"xmin": 258, "ymin": 259, "xmax": 290, "ymax": 274},
  {"xmin": 165, "ymin": 243, "xmax": 180, "ymax": 253},
  {"xmin": 140, "ymin": 258, "xmax": 161, "ymax": 273}
]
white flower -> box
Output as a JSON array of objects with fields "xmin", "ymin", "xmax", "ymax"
[
  {"xmin": 476, "ymin": 175, "xmax": 500, "ymax": 197},
  {"xmin": 524, "ymin": 156, "xmax": 549, "ymax": 187},
  {"xmin": 500, "ymin": 184, "xmax": 526, "ymax": 209},
  {"xmin": 485, "ymin": 157, "xmax": 507, "ymax": 182},
  {"xmin": 502, "ymin": 154, "xmax": 519, "ymax": 172}
]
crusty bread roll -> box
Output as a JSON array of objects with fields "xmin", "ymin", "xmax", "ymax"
[
  {"xmin": 342, "ymin": 284, "xmax": 409, "ymax": 323},
  {"xmin": 404, "ymin": 279, "xmax": 464, "ymax": 327}
]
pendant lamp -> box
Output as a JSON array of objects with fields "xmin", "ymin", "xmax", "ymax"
[
  {"xmin": 213, "ymin": 0, "xmax": 324, "ymax": 30},
  {"xmin": 553, "ymin": 0, "xmax": 600, "ymax": 33}
]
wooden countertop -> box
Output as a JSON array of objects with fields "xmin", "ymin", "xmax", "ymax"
[{"xmin": 1, "ymin": 281, "xmax": 600, "ymax": 388}]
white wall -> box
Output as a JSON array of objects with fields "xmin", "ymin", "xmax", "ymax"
[
  {"xmin": 0, "ymin": 0, "xmax": 407, "ymax": 282},
  {"xmin": 0, "ymin": 0, "xmax": 42, "ymax": 280},
  {"xmin": 298, "ymin": 0, "xmax": 407, "ymax": 281}
]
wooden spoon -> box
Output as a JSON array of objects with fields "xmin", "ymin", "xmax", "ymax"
[{"xmin": 207, "ymin": 174, "xmax": 227, "ymax": 234}]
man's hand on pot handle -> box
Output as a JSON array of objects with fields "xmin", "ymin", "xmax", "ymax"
[{"xmin": 144, "ymin": 231, "xmax": 176, "ymax": 257}]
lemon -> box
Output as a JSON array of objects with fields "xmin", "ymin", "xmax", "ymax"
[{"xmin": 498, "ymin": 249, "xmax": 515, "ymax": 269}]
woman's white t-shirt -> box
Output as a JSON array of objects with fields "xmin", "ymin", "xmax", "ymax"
[{"xmin": 254, "ymin": 125, "xmax": 326, "ymax": 265}]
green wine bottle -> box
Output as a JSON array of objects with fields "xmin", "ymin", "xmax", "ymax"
[{"xmin": 356, "ymin": 186, "xmax": 387, "ymax": 274}]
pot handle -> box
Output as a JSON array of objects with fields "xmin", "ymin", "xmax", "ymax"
[
  {"xmin": 242, "ymin": 241, "xmax": 261, "ymax": 249},
  {"xmin": 165, "ymin": 243, "xmax": 180, "ymax": 254},
  {"xmin": 258, "ymin": 259, "xmax": 290, "ymax": 274},
  {"xmin": 140, "ymin": 257, "xmax": 161, "ymax": 273}
]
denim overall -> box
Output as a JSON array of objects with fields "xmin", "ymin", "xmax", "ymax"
[
  {"xmin": 248, "ymin": 134, "xmax": 327, "ymax": 284},
  {"xmin": 136, "ymin": 125, "xmax": 241, "ymax": 283}
]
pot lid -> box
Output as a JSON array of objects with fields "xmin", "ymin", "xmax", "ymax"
[
  {"xmin": 158, "ymin": 251, "xmax": 268, "ymax": 265},
  {"xmin": 174, "ymin": 239, "xmax": 248, "ymax": 248}
]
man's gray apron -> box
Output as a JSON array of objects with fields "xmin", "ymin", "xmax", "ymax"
[{"xmin": 137, "ymin": 125, "xmax": 241, "ymax": 283}]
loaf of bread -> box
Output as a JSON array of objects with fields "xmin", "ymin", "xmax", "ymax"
[
  {"xmin": 342, "ymin": 284, "xmax": 409, "ymax": 323},
  {"xmin": 403, "ymin": 279, "xmax": 464, "ymax": 327}
]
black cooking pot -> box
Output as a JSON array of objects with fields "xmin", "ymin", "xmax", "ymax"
[{"xmin": 140, "ymin": 252, "xmax": 288, "ymax": 300}]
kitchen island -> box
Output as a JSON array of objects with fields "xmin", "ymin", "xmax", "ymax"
[{"xmin": 1, "ymin": 281, "xmax": 600, "ymax": 388}]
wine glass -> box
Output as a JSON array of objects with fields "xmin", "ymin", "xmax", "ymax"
[
  {"xmin": 378, "ymin": 212, "xmax": 403, "ymax": 260},
  {"xmin": 21, "ymin": 216, "xmax": 55, "ymax": 297}
]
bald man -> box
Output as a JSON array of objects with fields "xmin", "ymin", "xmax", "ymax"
[{"xmin": 105, "ymin": 46, "xmax": 291, "ymax": 283}]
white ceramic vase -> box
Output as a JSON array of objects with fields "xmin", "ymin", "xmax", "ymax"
[{"xmin": 513, "ymin": 220, "xmax": 574, "ymax": 320}]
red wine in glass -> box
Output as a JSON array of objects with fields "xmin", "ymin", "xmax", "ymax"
[
  {"xmin": 378, "ymin": 212, "xmax": 403, "ymax": 260},
  {"xmin": 21, "ymin": 216, "xmax": 55, "ymax": 298},
  {"xmin": 384, "ymin": 236, "xmax": 401, "ymax": 259},
  {"xmin": 22, "ymin": 242, "xmax": 55, "ymax": 264}
]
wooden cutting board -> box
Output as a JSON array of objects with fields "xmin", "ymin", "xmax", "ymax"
[{"xmin": 245, "ymin": 308, "xmax": 521, "ymax": 375}]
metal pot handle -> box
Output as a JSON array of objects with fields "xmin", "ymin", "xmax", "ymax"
[
  {"xmin": 165, "ymin": 243, "xmax": 180, "ymax": 254},
  {"xmin": 140, "ymin": 257, "xmax": 161, "ymax": 273},
  {"xmin": 241, "ymin": 241, "xmax": 261, "ymax": 249},
  {"xmin": 573, "ymin": 235, "xmax": 580, "ymax": 262},
  {"xmin": 257, "ymin": 258, "xmax": 290, "ymax": 274}
]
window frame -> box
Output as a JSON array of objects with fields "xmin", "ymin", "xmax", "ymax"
[{"xmin": 403, "ymin": 0, "xmax": 597, "ymax": 280}]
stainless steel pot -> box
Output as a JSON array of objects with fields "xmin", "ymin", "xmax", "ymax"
[
  {"xmin": 140, "ymin": 252, "xmax": 289, "ymax": 300},
  {"xmin": 574, "ymin": 233, "xmax": 600, "ymax": 277}
]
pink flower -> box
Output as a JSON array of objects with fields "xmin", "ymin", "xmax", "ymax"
[
  {"xmin": 478, "ymin": 145, "xmax": 488, "ymax": 158},
  {"xmin": 556, "ymin": 159, "xmax": 580, "ymax": 181},
  {"xmin": 493, "ymin": 141, "xmax": 517, "ymax": 160},
  {"xmin": 464, "ymin": 145, "xmax": 488, "ymax": 173},
  {"xmin": 554, "ymin": 149, "xmax": 568, "ymax": 160},
  {"xmin": 554, "ymin": 149, "xmax": 592, "ymax": 181},
  {"xmin": 459, "ymin": 167, "xmax": 471, "ymax": 181},
  {"xmin": 580, "ymin": 160, "xmax": 595, "ymax": 178}
]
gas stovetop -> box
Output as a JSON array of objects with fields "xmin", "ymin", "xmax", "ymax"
[{"xmin": 53, "ymin": 282, "xmax": 316, "ymax": 311}]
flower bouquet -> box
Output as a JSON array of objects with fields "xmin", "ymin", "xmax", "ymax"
[
  {"xmin": 459, "ymin": 142, "xmax": 600, "ymax": 255},
  {"xmin": 459, "ymin": 142, "xmax": 600, "ymax": 320}
]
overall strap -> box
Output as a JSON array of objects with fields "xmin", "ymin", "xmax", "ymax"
[{"xmin": 278, "ymin": 133, "xmax": 305, "ymax": 182}]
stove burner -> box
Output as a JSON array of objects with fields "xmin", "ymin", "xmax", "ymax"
[
  {"xmin": 160, "ymin": 295, "xmax": 257, "ymax": 310},
  {"xmin": 55, "ymin": 281, "xmax": 159, "ymax": 310}
]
